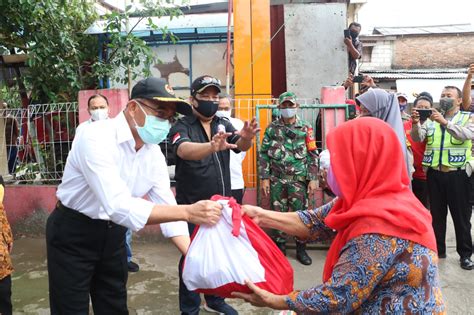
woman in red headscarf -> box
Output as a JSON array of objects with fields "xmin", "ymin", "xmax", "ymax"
[{"xmin": 234, "ymin": 118, "xmax": 445, "ymax": 314}]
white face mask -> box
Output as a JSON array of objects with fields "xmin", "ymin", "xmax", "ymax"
[
  {"xmin": 90, "ymin": 108, "xmax": 109, "ymax": 121},
  {"xmin": 280, "ymin": 108, "xmax": 297, "ymax": 119},
  {"xmin": 215, "ymin": 110, "xmax": 231, "ymax": 119}
]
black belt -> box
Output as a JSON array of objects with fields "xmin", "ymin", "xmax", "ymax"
[{"xmin": 56, "ymin": 201, "xmax": 120, "ymax": 228}]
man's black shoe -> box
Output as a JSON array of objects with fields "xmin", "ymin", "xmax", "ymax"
[
  {"xmin": 296, "ymin": 250, "xmax": 312, "ymax": 266},
  {"xmin": 438, "ymin": 253, "xmax": 447, "ymax": 259},
  {"xmin": 460, "ymin": 258, "xmax": 474, "ymax": 270},
  {"xmin": 128, "ymin": 261, "xmax": 139, "ymax": 272},
  {"xmin": 276, "ymin": 242, "xmax": 286, "ymax": 256}
]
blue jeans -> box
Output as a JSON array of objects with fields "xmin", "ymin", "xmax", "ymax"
[
  {"xmin": 7, "ymin": 145, "xmax": 18, "ymax": 174},
  {"xmin": 125, "ymin": 229, "xmax": 132, "ymax": 263}
]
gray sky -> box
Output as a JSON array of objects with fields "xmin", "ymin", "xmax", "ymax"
[{"xmin": 357, "ymin": 0, "xmax": 474, "ymax": 34}]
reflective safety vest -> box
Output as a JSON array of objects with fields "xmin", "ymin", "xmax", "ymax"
[{"xmin": 422, "ymin": 111, "xmax": 472, "ymax": 168}]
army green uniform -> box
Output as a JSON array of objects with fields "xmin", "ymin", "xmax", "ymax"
[{"xmin": 259, "ymin": 117, "xmax": 318, "ymax": 244}]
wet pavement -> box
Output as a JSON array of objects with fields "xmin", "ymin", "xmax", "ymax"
[{"xmin": 9, "ymin": 215, "xmax": 474, "ymax": 314}]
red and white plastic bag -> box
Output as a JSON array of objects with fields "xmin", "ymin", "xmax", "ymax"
[{"xmin": 182, "ymin": 195, "xmax": 294, "ymax": 298}]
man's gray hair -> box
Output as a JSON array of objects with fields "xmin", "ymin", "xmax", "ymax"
[{"xmin": 218, "ymin": 93, "xmax": 233, "ymax": 106}]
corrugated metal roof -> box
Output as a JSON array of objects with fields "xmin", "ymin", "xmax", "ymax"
[
  {"xmin": 373, "ymin": 24, "xmax": 474, "ymax": 36},
  {"xmin": 85, "ymin": 13, "xmax": 230, "ymax": 35},
  {"xmin": 363, "ymin": 69, "xmax": 468, "ymax": 80}
]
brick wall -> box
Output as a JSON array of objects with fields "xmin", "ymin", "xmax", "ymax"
[
  {"xmin": 360, "ymin": 40, "xmax": 393, "ymax": 71},
  {"xmin": 393, "ymin": 34, "xmax": 474, "ymax": 69}
]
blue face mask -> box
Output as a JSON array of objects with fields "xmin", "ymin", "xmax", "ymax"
[{"xmin": 133, "ymin": 103, "xmax": 171, "ymax": 144}]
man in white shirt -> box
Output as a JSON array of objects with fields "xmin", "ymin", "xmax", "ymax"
[
  {"xmin": 76, "ymin": 94, "xmax": 110, "ymax": 134},
  {"xmin": 46, "ymin": 77, "xmax": 223, "ymax": 314},
  {"xmin": 216, "ymin": 94, "xmax": 246, "ymax": 203}
]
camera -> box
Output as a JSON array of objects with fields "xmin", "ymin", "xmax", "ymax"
[
  {"xmin": 416, "ymin": 109, "xmax": 432, "ymax": 121},
  {"xmin": 344, "ymin": 29, "xmax": 351, "ymax": 38},
  {"xmin": 353, "ymin": 75, "xmax": 364, "ymax": 83}
]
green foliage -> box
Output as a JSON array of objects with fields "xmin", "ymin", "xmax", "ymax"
[
  {"xmin": 0, "ymin": 0, "xmax": 99, "ymax": 104},
  {"xmin": 0, "ymin": 84, "xmax": 22, "ymax": 108},
  {"xmin": 1, "ymin": 0, "xmax": 187, "ymax": 104},
  {"xmin": 92, "ymin": 0, "xmax": 185, "ymax": 85}
]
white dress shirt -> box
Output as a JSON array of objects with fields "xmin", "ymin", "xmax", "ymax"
[
  {"xmin": 228, "ymin": 117, "xmax": 246, "ymax": 190},
  {"xmin": 57, "ymin": 112, "xmax": 188, "ymax": 236}
]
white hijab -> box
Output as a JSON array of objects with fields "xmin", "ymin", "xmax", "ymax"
[{"xmin": 357, "ymin": 88, "xmax": 410, "ymax": 175}]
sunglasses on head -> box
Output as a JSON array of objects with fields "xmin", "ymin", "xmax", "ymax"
[{"xmin": 199, "ymin": 77, "xmax": 221, "ymax": 86}]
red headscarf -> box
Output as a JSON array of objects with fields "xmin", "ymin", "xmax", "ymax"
[{"xmin": 322, "ymin": 117, "xmax": 436, "ymax": 282}]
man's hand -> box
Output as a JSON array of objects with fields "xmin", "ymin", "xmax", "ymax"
[
  {"xmin": 361, "ymin": 75, "xmax": 376, "ymax": 89},
  {"xmin": 411, "ymin": 108, "xmax": 420, "ymax": 124},
  {"xmin": 343, "ymin": 74, "xmax": 354, "ymax": 90},
  {"xmin": 238, "ymin": 117, "xmax": 260, "ymax": 141},
  {"xmin": 210, "ymin": 132, "xmax": 238, "ymax": 152},
  {"xmin": 344, "ymin": 37, "xmax": 353, "ymax": 47},
  {"xmin": 430, "ymin": 108, "xmax": 448, "ymax": 126},
  {"xmin": 232, "ymin": 280, "xmax": 288, "ymax": 310},
  {"xmin": 307, "ymin": 180, "xmax": 317, "ymax": 195},
  {"xmin": 261, "ymin": 179, "xmax": 270, "ymax": 197},
  {"xmin": 468, "ymin": 63, "xmax": 474, "ymax": 78},
  {"xmin": 186, "ymin": 200, "xmax": 223, "ymax": 226}
]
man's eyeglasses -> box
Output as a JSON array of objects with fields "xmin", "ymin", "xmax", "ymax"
[{"xmin": 134, "ymin": 100, "xmax": 159, "ymax": 114}]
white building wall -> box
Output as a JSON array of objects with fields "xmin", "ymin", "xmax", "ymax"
[{"xmin": 360, "ymin": 40, "xmax": 393, "ymax": 71}]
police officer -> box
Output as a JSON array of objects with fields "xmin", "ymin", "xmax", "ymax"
[
  {"xmin": 259, "ymin": 92, "xmax": 318, "ymax": 265},
  {"xmin": 411, "ymin": 85, "xmax": 474, "ymax": 270}
]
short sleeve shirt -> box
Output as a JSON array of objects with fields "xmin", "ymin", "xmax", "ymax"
[{"xmin": 169, "ymin": 115, "xmax": 240, "ymax": 204}]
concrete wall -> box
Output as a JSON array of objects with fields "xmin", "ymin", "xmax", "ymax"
[
  {"xmin": 393, "ymin": 34, "xmax": 474, "ymax": 69},
  {"xmin": 284, "ymin": 3, "xmax": 348, "ymax": 99}
]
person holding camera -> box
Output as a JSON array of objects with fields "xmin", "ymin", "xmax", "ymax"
[
  {"xmin": 404, "ymin": 93, "xmax": 433, "ymax": 208},
  {"xmin": 344, "ymin": 22, "xmax": 363, "ymax": 75},
  {"xmin": 259, "ymin": 92, "xmax": 318, "ymax": 265},
  {"xmin": 411, "ymin": 86, "xmax": 474, "ymax": 270}
]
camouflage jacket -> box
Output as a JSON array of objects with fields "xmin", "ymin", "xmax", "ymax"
[
  {"xmin": 259, "ymin": 117, "xmax": 318, "ymax": 181},
  {"xmin": 0, "ymin": 185, "xmax": 13, "ymax": 280}
]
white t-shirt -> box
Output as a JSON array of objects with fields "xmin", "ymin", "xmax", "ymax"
[{"xmin": 229, "ymin": 117, "xmax": 246, "ymax": 190}]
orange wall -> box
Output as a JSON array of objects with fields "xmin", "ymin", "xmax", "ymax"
[{"xmin": 233, "ymin": 0, "xmax": 272, "ymax": 188}]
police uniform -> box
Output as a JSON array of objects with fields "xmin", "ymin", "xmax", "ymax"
[
  {"xmin": 259, "ymin": 117, "xmax": 318, "ymax": 260},
  {"xmin": 411, "ymin": 110, "xmax": 474, "ymax": 267}
]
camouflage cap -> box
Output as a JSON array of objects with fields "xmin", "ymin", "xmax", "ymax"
[{"xmin": 278, "ymin": 92, "xmax": 297, "ymax": 105}]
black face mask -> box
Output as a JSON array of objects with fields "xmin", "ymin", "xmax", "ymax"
[
  {"xmin": 194, "ymin": 98, "xmax": 219, "ymax": 118},
  {"xmin": 350, "ymin": 31, "xmax": 359, "ymax": 39}
]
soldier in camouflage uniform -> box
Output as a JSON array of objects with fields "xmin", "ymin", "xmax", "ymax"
[{"xmin": 259, "ymin": 92, "xmax": 318, "ymax": 265}]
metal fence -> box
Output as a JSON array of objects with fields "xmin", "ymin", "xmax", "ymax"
[
  {"xmin": 2, "ymin": 99, "xmax": 348, "ymax": 194},
  {"xmin": 1, "ymin": 102, "xmax": 78, "ymax": 184}
]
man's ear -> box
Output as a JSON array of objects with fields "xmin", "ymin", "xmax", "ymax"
[
  {"xmin": 188, "ymin": 95, "xmax": 196, "ymax": 107},
  {"xmin": 127, "ymin": 100, "xmax": 138, "ymax": 118}
]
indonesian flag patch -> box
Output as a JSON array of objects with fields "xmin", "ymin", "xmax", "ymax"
[{"xmin": 172, "ymin": 133, "xmax": 181, "ymax": 144}]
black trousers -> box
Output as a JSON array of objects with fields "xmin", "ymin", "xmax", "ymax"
[
  {"xmin": 412, "ymin": 178, "xmax": 429, "ymax": 209},
  {"xmin": 427, "ymin": 168, "xmax": 472, "ymax": 259},
  {"xmin": 231, "ymin": 189, "xmax": 244, "ymax": 204},
  {"xmin": 0, "ymin": 275, "xmax": 12, "ymax": 315},
  {"xmin": 46, "ymin": 204, "xmax": 128, "ymax": 315}
]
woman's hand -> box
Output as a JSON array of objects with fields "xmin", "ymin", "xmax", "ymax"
[
  {"xmin": 241, "ymin": 205, "xmax": 265, "ymax": 225},
  {"xmin": 232, "ymin": 280, "xmax": 288, "ymax": 310}
]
